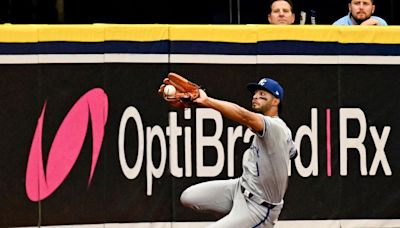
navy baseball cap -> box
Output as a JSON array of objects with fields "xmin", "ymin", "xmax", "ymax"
[{"xmin": 246, "ymin": 78, "xmax": 284, "ymax": 100}]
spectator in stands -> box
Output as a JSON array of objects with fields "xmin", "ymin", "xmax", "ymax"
[
  {"xmin": 268, "ymin": 0, "xmax": 295, "ymax": 25},
  {"xmin": 333, "ymin": 0, "xmax": 387, "ymax": 25}
]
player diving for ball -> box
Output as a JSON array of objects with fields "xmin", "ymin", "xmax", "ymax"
[{"xmin": 179, "ymin": 77, "xmax": 298, "ymax": 228}]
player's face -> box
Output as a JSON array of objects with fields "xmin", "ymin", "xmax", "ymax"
[
  {"xmin": 349, "ymin": 0, "xmax": 375, "ymax": 21},
  {"xmin": 251, "ymin": 90, "xmax": 276, "ymax": 113},
  {"xmin": 268, "ymin": 0, "xmax": 295, "ymax": 25}
]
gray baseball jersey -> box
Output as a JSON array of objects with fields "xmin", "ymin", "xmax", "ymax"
[
  {"xmin": 240, "ymin": 115, "xmax": 296, "ymax": 205},
  {"xmin": 180, "ymin": 115, "xmax": 296, "ymax": 227}
]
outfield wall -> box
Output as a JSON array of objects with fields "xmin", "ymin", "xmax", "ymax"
[{"xmin": 1, "ymin": 24, "xmax": 400, "ymax": 227}]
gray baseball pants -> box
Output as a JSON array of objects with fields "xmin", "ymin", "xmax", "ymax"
[{"xmin": 180, "ymin": 178, "xmax": 283, "ymax": 228}]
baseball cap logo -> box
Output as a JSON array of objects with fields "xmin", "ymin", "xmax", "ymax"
[
  {"xmin": 258, "ymin": 78, "xmax": 267, "ymax": 85},
  {"xmin": 247, "ymin": 77, "xmax": 284, "ymax": 100}
]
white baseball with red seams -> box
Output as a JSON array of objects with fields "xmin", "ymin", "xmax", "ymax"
[{"xmin": 164, "ymin": 85, "xmax": 176, "ymax": 96}]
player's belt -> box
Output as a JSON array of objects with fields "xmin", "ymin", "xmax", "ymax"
[{"xmin": 241, "ymin": 186, "xmax": 276, "ymax": 209}]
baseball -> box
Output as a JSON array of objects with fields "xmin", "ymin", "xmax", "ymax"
[{"xmin": 164, "ymin": 85, "xmax": 176, "ymax": 97}]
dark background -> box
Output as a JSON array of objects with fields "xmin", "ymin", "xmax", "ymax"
[
  {"xmin": 1, "ymin": 62, "xmax": 400, "ymax": 227},
  {"xmin": 0, "ymin": 0, "xmax": 398, "ymax": 25}
]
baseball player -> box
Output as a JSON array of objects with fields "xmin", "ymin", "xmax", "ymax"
[{"xmin": 178, "ymin": 77, "xmax": 297, "ymax": 227}]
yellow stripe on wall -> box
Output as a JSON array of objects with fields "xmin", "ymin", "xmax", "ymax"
[
  {"xmin": 258, "ymin": 25, "xmax": 400, "ymax": 44},
  {"xmin": 338, "ymin": 26, "xmax": 400, "ymax": 44},
  {"xmin": 38, "ymin": 25, "xmax": 104, "ymax": 42},
  {"xmin": 0, "ymin": 24, "xmax": 399, "ymax": 44},
  {"xmin": 169, "ymin": 25, "xmax": 258, "ymax": 43},
  {"xmin": 0, "ymin": 24, "xmax": 38, "ymax": 43},
  {"xmin": 103, "ymin": 24, "xmax": 169, "ymax": 41}
]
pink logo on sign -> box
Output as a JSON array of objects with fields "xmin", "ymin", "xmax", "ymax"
[{"xmin": 25, "ymin": 88, "xmax": 108, "ymax": 201}]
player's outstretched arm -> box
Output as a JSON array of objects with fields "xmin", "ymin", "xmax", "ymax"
[{"xmin": 194, "ymin": 89, "xmax": 264, "ymax": 132}]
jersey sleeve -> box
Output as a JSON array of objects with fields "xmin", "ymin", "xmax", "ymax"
[
  {"xmin": 257, "ymin": 116, "xmax": 297, "ymax": 158},
  {"xmin": 254, "ymin": 115, "xmax": 270, "ymax": 138},
  {"xmin": 255, "ymin": 116, "xmax": 281, "ymax": 140}
]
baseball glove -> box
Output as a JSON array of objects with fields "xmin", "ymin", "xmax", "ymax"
[{"xmin": 158, "ymin": 72, "xmax": 201, "ymax": 108}]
